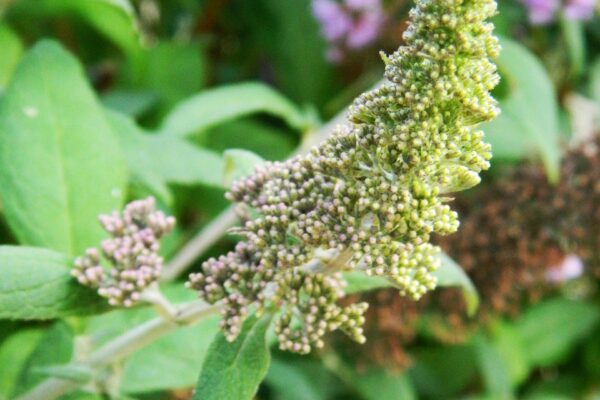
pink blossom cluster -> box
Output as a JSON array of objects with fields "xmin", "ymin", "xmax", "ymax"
[
  {"xmin": 520, "ymin": 0, "xmax": 597, "ymax": 25},
  {"xmin": 312, "ymin": 0, "xmax": 386, "ymax": 62}
]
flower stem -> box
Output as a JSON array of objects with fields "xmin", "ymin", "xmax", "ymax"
[{"xmin": 17, "ymin": 300, "xmax": 222, "ymax": 400}]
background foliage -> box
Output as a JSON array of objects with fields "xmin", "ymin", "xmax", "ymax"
[{"xmin": 1, "ymin": 0, "xmax": 600, "ymax": 399}]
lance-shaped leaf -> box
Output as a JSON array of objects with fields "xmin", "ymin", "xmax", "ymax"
[
  {"xmin": 0, "ymin": 246, "xmax": 105, "ymax": 320},
  {"xmin": 0, "ymin": 40, "xmax": 127, "ymax": 256},
  {"xmin": 193, "ymin": 314, "xmax": 273, "ymax": 400}
]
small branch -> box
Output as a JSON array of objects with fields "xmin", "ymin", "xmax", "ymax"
[
  {"xmin": 161, "ymin": 207, "xmax": 238, "ymax": 281},
  {"xmin": 17, "ymin": 300, "xmax": 223, "ymax": 400}
]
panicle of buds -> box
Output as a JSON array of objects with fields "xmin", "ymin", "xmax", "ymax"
[
  {"xmin": 72, "ymin": 197, "xmax": 175, "ymax": 307},
  {"xmin": 188, "ymin": 0, "xmax": 500, "ymax": 353}
]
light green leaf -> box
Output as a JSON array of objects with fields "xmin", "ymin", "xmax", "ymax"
[
  {"xmin": 560, "ymin": 17, "xmax": 585, "ymax": 81},
  {"xmin": 193, "ymin": 314, "xmax": 273, "ymax": 400},
  {"xmin": 434, "ymin": 253, "xmax": 479, "ymax": 315},
  {"xmin": 101, "ymin": 90, "xmax": 157, "ymax": 118},
  {"xmin": 350, "ymin": 368, "xmax": 416, "ymax": 400},
  {"xmin": 0, "ymin": 328, "xmax": 44, "ymax": 398},
  {"xmin": 13, "ymin": 321, "xmax": 74, "ymax": 397},
  {"xmin": 590, "ymin": 57, "xmax": 600, "ymax": 107},
  {"xmin": 343, "ymin": 272, "xmax": 390, "ymax": 294},
  {"xmin": 484, "ymin": 37, "xmax": 561, "ymax": 182},
  {"xmin": 120, "ymin": 316, "xmax": 220, "ymax": 393},
  {"xmin": 0, "ymin": 24, "xmax": 23, "ymax": 91},
  {"xmin": 490, "ymin": 322, "xmax": 530, "ymax": 386},
  {"xmin": 0, "ymin": 40, "xmax": 127, "ymax": 256},
  {"xmin": 223, "ymin": 149, "xmax": 265, "ymax": 188},
  {"xmin": 472, "ymin": 334, "xmax": 513, "ymax": 398},
  {"xmin": 265, "ymin": 358, "xmax": 332, "ymax": 400},
  {"xmin": 343, "ymin": 253, "xmax": 479, "ymax": 315},
  {"xmin": 107, "ymin": 110, "xmax": 224, "ymax": 194},
  {"xmin": 159, "ymin": 82, "xmax": 309, "ymax": 138},
  {"xmin": 0, "ymin": 246, "xmax": 105, "ymax": 320},
  {"xmin": 85, "ymin": 285, "xmax": 220, "ymax": 393},
  {"xmin": 515, "ymin": 298, "xmax": 600, "ymax": 367}
]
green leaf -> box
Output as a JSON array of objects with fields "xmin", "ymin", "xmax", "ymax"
[
  {"xmin": 472, "ymin": 334, "xmax": 513, "ymax": 398},
  {"xmin": 514, "ymin": 298, "xmax": 600, "ymax": 367},
  {"xmin": 489, "ymin": 322, "xmax": 530, "ymax": 386},
  {"xmin": 13, "ymin": 0, "xmax": 141, "ymax": 57},
  {"xmin": 223, "ymin": 149, "xmax": 265, "ymax": 188},
  {"xmin": 101, "ymin": 90, "xmax": 157, "ymax": 118},
  {"xmin": 85, "ymin": 285, "xmax": 220, "ymax": 394},
  {"xmin": 123, "ymin": 41, "xmax": 206, "ymax": 110},
  {"xmin": 434, "ymin": 253, "xmax": 479, "ymax": 316},
  {"xmin": 193, "ymin": 314, "xmax": 273, "ymax": 400},
  {"xmin": 409, "ymin": 344, "xmax": 477, "ymax": 398},
  {"xmin": 0, "ymin": 328, "xmax": 44, "ymax": 398},
  {"xmin": 343, "ymin": 272, "xmax": 390, "ymax": 294},
  {"xmin": 0, "ymin": 24, "xmax": 23, "ymax": 91},
  {"xmin": 0, "ymin": 245, "xmax": 105, "ymax": 319},
  {"xmin": 560, "ymin": 17, "xmax": 586, "ymax": 81},
  {"xmin": 204, "ymin": 119, "xmax": 297, "ymax": 161},
  {"xmin": 120, "ymin": 316, "xmax": 220, "ymax": 393},
  {"xmin": 484, "ymin": 37, "xmax": 561, "ymax": 182},
  {"xmin": 13, "ymin": 321, "xmax": 74, "ymax": 397},
  {"xmin": 159, "ymin": 82, "xmax": 309, "ymax": 138},
  {"xmin": 350, "ymin": 368, "xmax": 416, "ymax": 400},
  {"xmin": 343, "ymin": 253, "xmax": 479, "ymax": 315},
  {"xmin": 590, "ymin": 57, "xmax": 600, "ymax": 107},
  {"xmin": 246, "ymin": 0, "xmax": 337, "ymax": 107},
  {"xmin": 0, "ymin": 40, "xmax": 127, "ymax": 256},
  {"xmin": 265, "ymin": 358, "xmax": 336, "ymax": 400},
  {"xmin": 107, "ymin": 110, "xmax": 225, "ymax": 196}
]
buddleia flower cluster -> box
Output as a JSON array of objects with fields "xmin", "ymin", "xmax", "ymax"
[
  {"xmin": 188, "ymin": 0, "xmax": 500, "ymax": 353},
  {"xmin": 72, "ymin": 197, "xmax": 175, "ymax": 307}
]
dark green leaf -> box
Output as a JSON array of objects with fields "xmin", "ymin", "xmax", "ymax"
[
  {"xmin": 515, "ymin": 298, "xmax": 600, "ymax": 367},
  {"xmin": 0, "ymin": 40, "xmax": 127, "ymax": 255},
  {"xmin": 193, "ymin": 314, "xmax": 273, "ymax": 400},
  {"xmin": 484, "ymin": 37, "xmax": 561, "ymax": 182},
  {"xmin": 223, "ymin": 149, "xmax": 265, "ymax": 188},
  {"xmin": 13, "ymin": 0, "xmax": 142, "ymax": 57},
  {"xmin": 265, "ymin": 358, "xmax": 330, "ymax": 400},
  {"xmin": 0, "ymin": 245, "xmax": 104, "ymax": 319},
  {"xmin": 409, "ymin": 344, "xmax": 477, "ymax": 398},
  {"xmin": 159, "ymin": 82, "xmax": 308, "ymax": 138},
  {"xmin": 0, "ymin": 24, "xmax": 23, "ymax": 90}
]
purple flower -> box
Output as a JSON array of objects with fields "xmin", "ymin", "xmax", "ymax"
[
  {"xmin": 520, "ymin": 0, "xmax": 560, "ymax": 24},
  {"xmin": 312, "ymin": 0, "xmax": 352, "ymax": 41},
  {"xmin": 564, "ymin": 0, "xmax": 597, "ymax": 21},
  {"xmin": 347, "ymin": 9, "xmax": 385, "ymax": 48},
  {"xmin": 546, "ymin": 254, "xmax": 585, "ymax": 283},
  {"xmin": 345, "ymin": 0, "xmax": 380, "ymax": 11}
]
